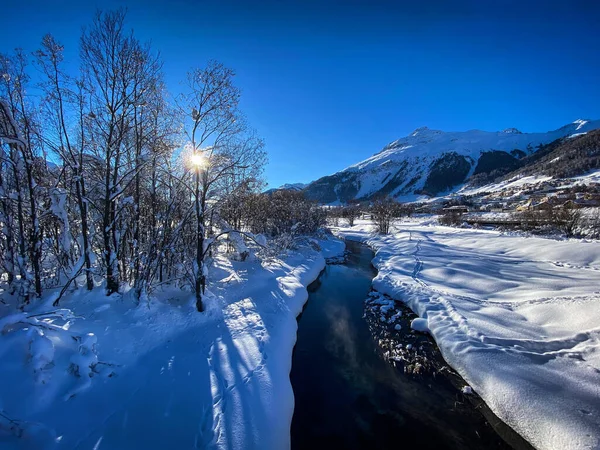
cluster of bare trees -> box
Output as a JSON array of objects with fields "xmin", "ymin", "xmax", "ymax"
[
  {"xmin": 326, "ymin": 198, "xmax": 413, "ymax": 233},
  {"xmin": 221, "ymin": 189, "xmax": 327, "ymax": 244},
  {"xmin": 514, "ymin": 205, "xmax": 600, "ymax": 238},
  {"xmin": 438, "ymin": 209, "xmax": 464, "ymax": 226},
  {"xmin": 0, "ymin": 10, "xmax": 266, "ymax": 311},
  {"xmin": 326, "ymin": 204, "xmax": 362, "ymax": 227},
  {"xmin": 370, "ymin": 198, "xmax": 410, "ymax": 234}
]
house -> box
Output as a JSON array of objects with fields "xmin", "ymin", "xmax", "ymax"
[{"xmin": 517, "ymin": 198, "xmax": 553, "ymax": 211}]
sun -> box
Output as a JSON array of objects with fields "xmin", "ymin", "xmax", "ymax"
[{"xmin": 189, "ymin": 152, "xmax": 207, "ymax": 169}]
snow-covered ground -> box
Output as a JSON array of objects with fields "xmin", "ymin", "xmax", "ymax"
[
  {"xmin": 336, "ymin": 219, "xmax": 600, "ymax": 450},
  {"xmin": 457, "ymin": 169, "xmax": 600, "ymax": 199},
  {"xmin": 457, "ymin": 174, "xmax": 553, "ymax": 197},
  {"xmin": 0, "ymin": 238, "xmax": 344, "ymax": 450}
]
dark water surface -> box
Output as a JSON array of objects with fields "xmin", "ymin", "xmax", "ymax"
[{"xmin": 290, "ymin": 240, "xmax": 519, "ymax": 450}]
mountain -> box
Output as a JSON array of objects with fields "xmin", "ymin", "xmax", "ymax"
[
  {"xmin": 303, "ymin": 119, "xmax": 600, "ymax": 204},
  {"xmin": 490, "ymin": 129, "xmax": 600, "ymax": 182},
  {"xmin": 264, "ymin": 182, "xmax": 307, "ymax": 194}
]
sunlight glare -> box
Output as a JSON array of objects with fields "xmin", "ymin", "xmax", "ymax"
[{"xmin": 190, "ymin": 152, "xmax": 207, "ymax": 169}]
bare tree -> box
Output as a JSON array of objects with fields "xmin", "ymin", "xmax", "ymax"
[
  {"xmin": 589, "ymin": 208, "xmax": 600, "ymax": 239},
  {"xmin": 0, "ymin": 10, "xmax": 273, "ymax": 309},
  {"xmin": 439, "ymin": 210, "xmax": 463, "ymax": 226},
  {"xmin": 130, "ymin": 89, "xmax": 178, "ymax": 300},
  {"xmin": 179, "ymin": 61, "xmax": 266, "ymax": 311},
  {"xmin": 326, "ymin": 206, "xmax": 341, "ymax": 227},
  {"xmin": 35, "ymin": 34, "xmax": 97, "ymax": 291},
  {"xmin": 341, "ymin": 204, "xmax": 361, "ymax": 227},
  {"xmin": 80, "ymin": 9, "xmax": 162, "ymax": 295},
  {"xmin": 0, "ymin": 51, "xmax": 44, "ymax": 302},
  {"xmin": 555, "ymin": 205, "xmax": 582, "ymax": 238},
  {"xmin": 371, "ymin": 197, "xmax": 401, "ymax": 234}
]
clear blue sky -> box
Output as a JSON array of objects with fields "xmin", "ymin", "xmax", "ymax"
[{"xmin": 2, "ymin": 0, "xmax": 599, "ymax": 188}]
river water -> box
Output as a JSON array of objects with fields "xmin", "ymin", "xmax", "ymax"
[{"xmin": 290, "ymin": 240, "xmax": 520, "ymax": 450}]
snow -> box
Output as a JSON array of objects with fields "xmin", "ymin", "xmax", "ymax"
[
  {"xmin": 456, "ymin": 167, "xmax": 600, "ymax": 199},
  {"xmin": 458, "ymin": 174, "xmax": 554, "ymax": 196},
  {"xmin": 68, "ymin": 333, "xmax": 98, "ymax": 381},
  {"xmin": 263, "ymin": 182, "xmax": 307, "ymax": 194},
  {"xmin": 351, "ymin": 120, "xmax": 600, "ymax": 173},
  {"xmin": 574, "ymin": 119, "xmax": 590, "ymax": 131},
  {"xmin": 461, "ymin": 386, "xmax": 473, "ymax": 395},
  {"xmin": 572, "ymin": 168, "xmax": 600, "ymax": 185},
  {"xmin": 322, "ymin": 119, "xmax": 600, "ymax": 201},
  {"xmin": 410, "ymin": 318, "xmax": 429, "ymax": 333},
  {"xmin": 0, "ymin": 237, "xmax": 345, "ymax": 449},
  {"xmin": 337, "ymin": 219, "xmax": 600, "ymax": 450},
  {"xmin": 29, "ymin": 330, "xmax": 55, "ymax": 384}
]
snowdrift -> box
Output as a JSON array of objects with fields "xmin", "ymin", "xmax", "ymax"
[
  {"xmin": 338, "ymin": 220, "xmax": 600, "ymax": 450},
  {"xmin": 0, "ymin": 238, "xmax": 345, "ymax": 450}
]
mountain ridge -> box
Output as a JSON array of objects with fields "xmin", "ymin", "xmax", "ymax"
[
  {"xmin": 264, "ymin": 182, "xmax": 307, "ymax": 194},
  {"xmin": 303, "ymin": 119, "xmax": 600, "ymax": 204}
]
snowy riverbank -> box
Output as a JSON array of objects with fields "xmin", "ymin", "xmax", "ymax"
[
  {"xmin": 336, "ymin": 219, "xmax": 600, "ymax": 450},
  {"xmin": 0, "ymin": 237, "xmax": 345, "ymax": 450}
]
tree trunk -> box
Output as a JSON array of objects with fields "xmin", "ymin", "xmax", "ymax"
[
  {"xmin": 76, "ymin": 175, "xmax": 94, "ymax": 290},
  {"xmin": 103, "ymin": 151, "xmax": 118, "ymax": 295},
  {"xmin": 24, "ymin": 158, "xmax": 42, "ymax": 297},
  {"xmin": 0, "ymin": 167, "xmax": 15, "ymax": 286},
  {"xmin": 195, "ymin": 168, "xmax": 205, "ymax": 312},
  {"xmin": 10, "ymin": 145, "xmax": 31, "ymax": 303}
]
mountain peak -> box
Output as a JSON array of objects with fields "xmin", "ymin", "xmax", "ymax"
[
  {"xmin": 503, "ymin": 127, "xmax": 522, "ymax": 134},
  {"xmin": 411, "ymin": 126, "xmax": 430, "ymax": 136},
  {"xmin": 410, "ymin": 126, "xmax": 444, "ymax": 138}
]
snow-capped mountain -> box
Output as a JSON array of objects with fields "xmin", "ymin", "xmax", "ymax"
[
  {"xmin": 304, "ymin": 119, "xmax": 600, "ymax": 204},
  {"xmin": 264, "ymin": 182, "xmax": 307, "ymax": 194}
]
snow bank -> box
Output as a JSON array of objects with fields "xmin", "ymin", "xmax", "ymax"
[
  {"xmin": 205, "ymin": 239, "xmax": 338, "ymax": 449},
  {"xmin": 28, "ymin": 330, "xmax": 55, "ymax": 384},
  {"xmin": 337, "ymin": 220, "xmax": 600, "ymax": 450},
  {"xmin": 410, "ymin": 318, "xmax": 429, "ymax": 333},
  {"xmin": 0, "ymin": 237, "xmax": 345, "ymax": 450}
]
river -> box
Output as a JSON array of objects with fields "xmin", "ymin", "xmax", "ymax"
[{"xmin": 290, "ymin": 240, "xmax": 525, "ymax": 450}]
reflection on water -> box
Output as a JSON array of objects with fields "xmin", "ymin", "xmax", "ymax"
[
  {"xmin": 326, "ymin": 303, "xmax": 358, "ymax": 366},
  {"xmin": 290, "ymin": 240, "xmax": 515, "ymax": 450}
]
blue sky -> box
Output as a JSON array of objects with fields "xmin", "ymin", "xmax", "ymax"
[{"xmin": 2, "ymin": 0, "xmax": 599, "ymax": 188}]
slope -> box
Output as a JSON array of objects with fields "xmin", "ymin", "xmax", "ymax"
[{"xmin": 304, "ymin": 120, "xmax": 600, "ymax": 204}]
